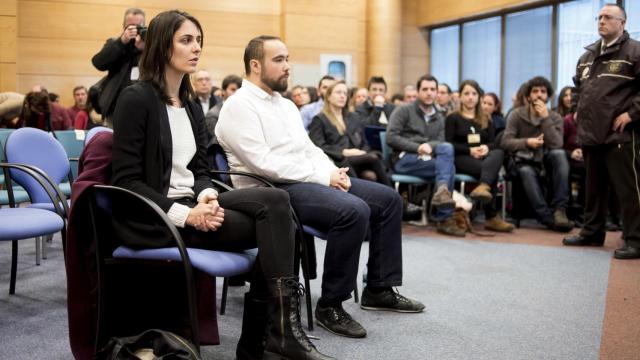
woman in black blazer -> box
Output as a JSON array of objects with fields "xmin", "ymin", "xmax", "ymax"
[
  {"xmin": 111, "ymin": 10, "xmax": 330, "ymax": 360},
  {"xmin": 445, "ymin": 80, "xmax": 513, "ymax": 232},
  {"xmin": 308, "ymin": 81, "xmax": 391, "ymax": 186}
]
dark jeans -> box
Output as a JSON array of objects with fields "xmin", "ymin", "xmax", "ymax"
[
  {"xmin": 516, "ymin": 149, "xmax": 569, "ymax": 224},
  {"xmin": 393, "ymin": 143, "xmax": 455, "ymax": 221},
  {"xmin": 178, "ymin": 187, "xmax": 295, "ymax": 295},
  {"xmin": 278, "ymin": 178, "xmax": 403, "ymax": 303},
  {"xmin": 455, "ymin": 148, "xmax": 504, "ymax": 218},
  {"xmin": 581, "ymin": 141, "xmax": 640, "ymax": 247}
]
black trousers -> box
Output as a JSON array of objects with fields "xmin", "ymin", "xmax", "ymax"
[
  {"xmin": 177, "ymin": 187, "xmax": 295, "ymax": 294},
  {"xmin": 455, "ymin": 149, "xmax": 504, "ymax": 218},
  {"xmin": 345, "ymin": 152, "xmax": 392, "ymax": 187},
  {"xmin": 581, "ymin": 139, "xmax": 640, "ymax": 247}
]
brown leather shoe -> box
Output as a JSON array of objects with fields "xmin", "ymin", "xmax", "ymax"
[
  {"xmin": 431, "ymin": 185, "xmax": 455, "ymax": 210},
  {"xmin": 436, "ymin": 217, "xmax": 466, "ymax": 237},
  {"xmin": 485, "ymin": 215, "xmax": 514, "ymax": 233},
  {"xmin": 470, "ymin": 182, "xmax": 493, "ymax": 204}
]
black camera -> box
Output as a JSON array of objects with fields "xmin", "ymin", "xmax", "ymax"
[{"xmin": 136, "ymin": 24, "xmax": 148, "ymax": 41}]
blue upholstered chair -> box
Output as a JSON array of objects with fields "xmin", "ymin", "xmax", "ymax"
[
  {"xmin": 85, "ymin": 126, "xmax": 112, "ymax": 145},
  {"xmin": 54, "ymin": 130, "xmax": 85, "ymax": 181},
  {"xmin": 0, "ymin": 129, "xmax": 30, "ymax": 206},
  {"xmin": 0, "ymin": 163, "xmax": 65, "ymax": 294},
  {"xmin": 5, "ymin": 128, "xmax": 70, "ymax": 259}
]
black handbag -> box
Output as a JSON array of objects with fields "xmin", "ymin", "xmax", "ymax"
[
  {"xmin": 95, "ymin": 329, "xmax": 201, "ymax": 360},
  {"xmin": 89, "ymin": 76, "xmax": 108, "ymax": 115}
]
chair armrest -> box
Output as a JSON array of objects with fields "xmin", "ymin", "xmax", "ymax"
[
  {"xmin": 8, "ymin": 163, "xmax": 70, "ymax": 217},
  {"xmin": 0, "ymin": 163, "xmax": 66, "ymax": 219},
  {"xmin": 208, "ymin": 169, "xmax": 276, "ymax": 188}
]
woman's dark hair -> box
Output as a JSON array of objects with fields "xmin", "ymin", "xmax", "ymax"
[
  {"xmin": 19, "ymin": 91, "xmax": 50, "ymax": 129},
  {"xmin": 139, "ymin": 10, "xmax": 203, "ymax": 105},
  {"xmin": 456, "ymin": 79, "xmax": 488, "ymax": 129},
  {"xmin": 484, "ymin": 92, "xmax": 502, "ymax": 116},
  {"xmin": 556, "ymin": 86, "xmax": 575, "ymax": 117}
]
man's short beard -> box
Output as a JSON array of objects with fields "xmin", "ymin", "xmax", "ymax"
[{"xmin": 261, "ymin": 73, "xmax": 288, "ymax": 93}]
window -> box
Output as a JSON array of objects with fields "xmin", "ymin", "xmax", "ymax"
[
  {"xmin": 430, "ymin": 25, "xmax": 459, "ymax": 90},
  {"xmin": 462, "ymin": 17, "xmax": 501, "ymax": 95},
  {"xmin": 503, "ymin": 6, "xmax": 553, "ymax": 111},
  {"xmin": 626, "ymin": 0, "xmax": 640, "ymax": 40},
  {"xmin": 556, "ymin": 0, "xmax": 605, "ymax": 93}
]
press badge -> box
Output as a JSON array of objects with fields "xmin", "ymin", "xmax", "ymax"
[
  {"xmin": 467, "ymin": 133, "xmax": 481, "ymax": 144},
  {"xmin": 130, "ymin": 66, "xmax": 140, "ymax": 81}
]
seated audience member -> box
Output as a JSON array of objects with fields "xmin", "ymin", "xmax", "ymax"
[
  {"xmin": 0, "ymin": 92, "xmax": 25, "ymax": 128},
  {"xmin": 555, "ymin": 86, "xmax": 575, "ymax": 118},
  {"xmin": 403, "ymin": 85, "xmax": 417, "ymax": 103},
  {"xmin": 19, "ymin": 89, "xmax": 72, "ymax": 130},
  {"xmin": 110, "ymin": 13, "xmax": 330, "ymax": 360},
  {"xmin": 212, "ymin": 85, "xmax": 222, "ymax": 98},
  {"xmin": 204, "ymin": 74, "xmax": 242, "ymax": 143},
  {"xmin": 504, "ymin": 83, "xmax": 529, "ymax": 122},
  {"xmin": 192, "ymin": 69, "xmax": 219, "ymax": 116},
  {"xmin": 217, "ymin": 35, "xmax": 424, "ymax": 340},
  {"xmin": 348, "ymin": 86, "xmax": 367, "ymax": 112},
  {"xmin": 309, "ymin": 80, "xmax": 391, "ymax": 186},
  {"xmin": 387, "ymin": 74, "xmax": 464, "ymax": 237},
  {"xmin": 501, "ymin": 76, "xmax": 573, "ymax": 232},
  {"xmin": 67, "ymin": 86, "xmax": 89, "ymax": 121},
  {"xmin": 355, "ymin": 76, "xmax": 395, "ymax": 127},
  {"xmin": 300, "ymin": 75, "xmax": 335, "ymax": 131},
  {"xmin": 391, "ymin": 93, "xmax": 404, "ymax": 106},
  {"xmin": 482, "ymin": 92, "xmax": 506, "ymax": 133},
  {"xmin": 436, "ymin": 83, "xmax": 456, "ymax": 115},
  {"xmin": 290, "ymin": 85, "xmax": 310, "ymax": 109},
  {"xmin": 48, "ymin": 92, "xmax": 60, "ymax": 103},
  {"xmin": 307, "ymin": 86, "xmax": 318, "ymax": 103},
  {"xmin": 446, "ymin": 80, "xmax": 513, "ymax": 232}
]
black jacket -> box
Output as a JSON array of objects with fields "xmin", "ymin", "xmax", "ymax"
[
  {"xmin": 92, "ymin": 38, "xmax": 141, "ymax": 117},
  {"xmin": 112, "ymin": 81, "xmax": 214, "ymax": 247},
  {"xmin": 574, "ymin": 31, "xmax": 640, "ymax": 145},
  {"xmin": 355, "ymin": 100, "xmax": 395, "ymax": 127},
  {"xmin": 308, "ymin": 112, "xmax": 367, "ymax": 161}
]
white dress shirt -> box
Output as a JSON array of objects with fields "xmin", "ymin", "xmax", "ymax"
[{"xmin": 216, "ymin": 79, "xmax": 337, "ymax": 189}]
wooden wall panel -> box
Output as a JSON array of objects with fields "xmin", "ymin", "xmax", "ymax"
[
  {"xmin": 31, "ymin": 0, "xmax": 281, "ymax": 15},
  {"xmin": 0, "ymin": 17, "xmax": 17, "ymax": 63},
  {"xmin": 283, "ymin": 14, "xmax": 359, "ymax": 51},
  {"xmin": 417, "ymin": 0, "xmax": 532, "ymax": 26},
  {"xmin": 0, "ymin": 1, "xmax": 17, "ymax": 16},
  {"xmin": 18, "ymin": 38, "xmax": 105, "ymax": 76},
  {"xmin": 283, "ymin": 0, "xmax": 365, "ymax": 20},
  {"xmin": 1, "ymin": 64, "xmax": 17, "ymax": 91}
]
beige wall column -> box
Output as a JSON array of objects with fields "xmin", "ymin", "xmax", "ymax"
[
  {"xmin": 0, "ymin": 1, "xmax": 17, "ymax": 91},
  {"xmin": 401, "ymin": 0, "xmax": 428, "ymax": 89},
  {"xmin": 366, "ymin": 0, "xmax": 402, "ymax": 94}
]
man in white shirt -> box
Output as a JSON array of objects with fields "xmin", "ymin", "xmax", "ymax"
[{"xmin": 217, "ymin": 35, "xmax": 424, "ymax": 339}]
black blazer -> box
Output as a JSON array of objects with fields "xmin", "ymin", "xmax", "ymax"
[
  {"xmin": 112, "ymin": 81, "xmax": 214, "ymax": 247},
  {"xmin": 308, "ymin": 112, "xmax": 367, "ymax": 161},
  {"xmin": 195, "ymin": 94, "xmax": 220, "ymax": 112},
  {"xmin": 355, "ymin": 100, "xmax": 395, "ymax": 127}
]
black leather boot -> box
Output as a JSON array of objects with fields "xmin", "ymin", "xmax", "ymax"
[
  {"xmin": 236, "ymin": 292, "xmax": 268, "ymax": 360},
  {"xmin": 263, "ymin": 277, "xmax": 336, "ymax": 360}
]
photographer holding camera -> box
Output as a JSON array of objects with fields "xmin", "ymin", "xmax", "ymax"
[{"xmin": 91, "ymin": 8, "xmax": 146, "ymax": 121}]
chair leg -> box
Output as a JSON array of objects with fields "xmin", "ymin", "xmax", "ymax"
[
  {"xmin": 353, "ymin": 286, "xmax": 359, "ymax": 303},
  {"xmin": 220, "ymin": 277, "xmax": 229, "ymax": 315},
  {"xmin": 42, "ymin": 235, "xmax": 48, "ymax": 260},
  {"xmin": 460, "ymin": 181, "xmax": 466, "ymax": 196},
  {"xmin": 10, "ymin": 240, "xmax": 18, "ymax": 294},
  {"xmin": 35, "ymin": 237, "xmax": 41, "ymax": 266}
]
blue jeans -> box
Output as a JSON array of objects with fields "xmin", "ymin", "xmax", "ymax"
[
  {"xmin": 278, "ymin": 178, "xmax": 403, "ymax": 303},
  {"xmin": 393, "ymin": 143, "xmax": 455, "ymax": 221},
  {"xmin": 517, "ymin": 149, "xmax": 570, "ymax": 223}
]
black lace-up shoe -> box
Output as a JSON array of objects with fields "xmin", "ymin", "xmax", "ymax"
[
  {"xmin": 360, "ymin": 287, "xmax": 425, "ymax": 313},
  {"xmin": 315, "ymin": 302, "xmax": 367, "ymax": 338}
]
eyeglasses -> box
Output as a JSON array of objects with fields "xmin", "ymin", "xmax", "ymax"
[{"xmin": 595, "ymin": 14, "xmax": 625, "ymax": 22}]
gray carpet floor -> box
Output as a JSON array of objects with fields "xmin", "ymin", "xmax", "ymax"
[{"xmin": 0, "ymin": 233, "xmax": 610, "ymax": 360}]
